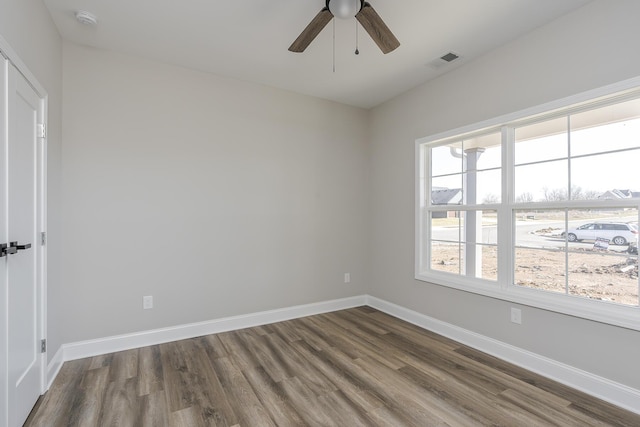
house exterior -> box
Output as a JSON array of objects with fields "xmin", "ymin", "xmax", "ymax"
[
  {"xmin": 599, "ymin": 189, "xmax": 640, "ymax": 200},
  {"xmin": 431, "ymin": 187, "xmax": 462, "ymax": 218}
]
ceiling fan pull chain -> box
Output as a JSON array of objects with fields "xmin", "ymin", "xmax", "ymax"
[
  {"xmin": 355, "ymin": 18, "xmax": 359, "ymax": 55},
  {"xmin": 333, "ymin": 18, "xmax": 336, "ymax": 72}
]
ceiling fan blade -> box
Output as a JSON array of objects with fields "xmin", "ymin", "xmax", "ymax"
[
  {"xmin": 289, "ymin": 8, "xmax": 333, "ymax": 53},
  {"xmin": 355, "ymin": 2, "xmax": 400, "ymax": 54}
]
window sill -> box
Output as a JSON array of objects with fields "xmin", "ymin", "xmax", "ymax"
[{"xmin": 415, "ymin": 271, "xmax": 640, "ymax": 331}]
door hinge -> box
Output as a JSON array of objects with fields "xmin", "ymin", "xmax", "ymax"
[
  {"xmin": 41, "ymin": 339, "xmax": 46, "ymax": 353},
  {"xmin": 37, "ymin": 123, "xmax": 46, "ymax": 139},
  {"xmin": 41, "ymin": 232, "xmax": 46, "ymax": 245}
]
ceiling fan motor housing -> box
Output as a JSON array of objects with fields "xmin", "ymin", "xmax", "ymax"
[{"xmin": 327, "ymin": 0, "xmax": 363, "ymax": 19}]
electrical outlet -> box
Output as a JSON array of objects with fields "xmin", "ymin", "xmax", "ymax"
[
  {"xmin": 510, "ymin": 307, "xmax": 522, "ymax": 324},
  {"xmin": 344, "ymin": 273, "xmax": 351, "ymax": 283},
  {"xmin": 143, "ymin": 295, "xmax": 153, "ymax": 310}
]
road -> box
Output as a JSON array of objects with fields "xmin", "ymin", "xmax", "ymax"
[{"xmin": 431, "ymin": 216, "xmax": 637, "ymax": 253}]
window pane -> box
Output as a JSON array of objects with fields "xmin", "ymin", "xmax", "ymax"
[
  {"xmin": 432, "ymin": 176, "xmax": 463, "ymax": 206},
  {"xmin": 568, "ymin": 252, "xmax": 638, "ymax": 306},
  {"xmin": 432, "ymin": 143, "xmax": 463, "ymax": 176},
  {"xmin": 473, "ymin": 169, "xmax": 501, "ymax": 204},
  {"xmin": 433, "ymin": 242, "xmax": 498, "ymax": 280},
  {"xmin": 515, "ymin": 209, "xmax": 566, "ymax": 250},
  {"xmin": 430, "ymin": 210, "xmax": 497, "ymax": 280},
  {"xmin": 462, "ymin": 210, "xmax": 498, "ymax": 280},
  {"xmin": 514, "ymin": 207, "xmax": 640, "ymax": 303},
  {"xmin": 431, "ymin": 241, "xmax": 461, "ymax": 274},
  {"xmin": 473, "ymin": 132, "xmax": 502, "ymax": 170},
  {"xmin": 571, "ymin": 98, "xmax": 640, "ymax": 157},
  {"xmin": 514, "ymin": 210, "xmax": 567, "ymax": 293},
  {"xmin": 515, "ymin": 117, "xmax": 568, "ymax": 165},
  {"xmin": 431, "ymin": 211, "xmax": 461, "ymax": 243},
  {"xmin": 515, "ymin": 160, "xmax": 568, "ymax": 202},
  {"xmin": 571, "ymin": 150, "xmax": 640, "ymax": 198},
  {"xmin": 564, "ymin": 207, "xmax": 639, "ymax": 306},
  {"xmin": 514, "ymin": 247, "xmax": 566, "ymax": 294},
  {"xmin": 481, "ymin": 245, "xmax": 498, "ymax": 280}
]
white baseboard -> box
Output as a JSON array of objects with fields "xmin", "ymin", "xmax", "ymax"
[
  {"xmin": 46, "ymin": 347, "xmax": 64, "ymax": 390},
  {"xmin": 62, "ymin": 295, "xmax": 367, "ymax": 362},
  {"xmin": 365, "ymin": 295, "xmax": 640, "ymax": 416},
  {"xmin": 48, "ymin": 293, "xmax": 640, "ymax": 416}
]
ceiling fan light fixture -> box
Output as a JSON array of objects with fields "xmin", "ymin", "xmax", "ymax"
[{"xmin": 328, "ymin": 0, "xmax": 361, "ymax": 19}]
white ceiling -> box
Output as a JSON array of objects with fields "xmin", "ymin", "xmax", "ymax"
[{"xmin": 43, "ymin": 0, "xmax": 592, "ymax": 109}]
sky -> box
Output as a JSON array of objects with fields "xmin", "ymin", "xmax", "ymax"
[{"xmin": 428, "ymin": 116, "xmax": 640, "ymax": 204}]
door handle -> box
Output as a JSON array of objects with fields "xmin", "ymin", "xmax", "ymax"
[
  {"xmin": 10, "ymin": 241, "xmax": 31, "ymax": 251},
  {"xmin": 0, "ymin": 243, "xmax": 18, "ymax": 257}
]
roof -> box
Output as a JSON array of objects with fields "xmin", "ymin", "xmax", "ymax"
[
  {"xmin": 598, "ymin": 189, "xmax": 640, "ymax": 200},
  {"xmin": 431, "ymin": 188, "xmax": 462, "ymax": 205}
]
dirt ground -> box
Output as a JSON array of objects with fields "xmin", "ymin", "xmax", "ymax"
[{"xmin": 431, "ymin": 242, "xmax": 639, "ymax": 306}]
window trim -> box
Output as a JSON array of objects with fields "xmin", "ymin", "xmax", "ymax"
[{"xmin": 415, "ymin": 76, "xmax": 640, "ymax": 331}]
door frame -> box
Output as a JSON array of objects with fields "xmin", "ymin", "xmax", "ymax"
[{"xmin": 0, "ymin": 34, "xmax": 48, "ymax": 427}]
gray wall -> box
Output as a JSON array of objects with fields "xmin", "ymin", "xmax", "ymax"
[
  {"xmin": 2, "ymin": 0, "xmax": 640, "ymax": 398},
  {"xmin": 369, "ymin": 0, "xmax": 640, "ymax": 390},
  {"xmin": 0, "ymin": 0, "xmax": 63, "ymax": 364},
  {"xmin": 60, "ymin": 43, "xmax": 370, "ymax": 343}
]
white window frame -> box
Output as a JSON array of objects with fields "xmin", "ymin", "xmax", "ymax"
[{"xmin": 416, "ymin": 77, "xmax": 640, "ymax": 331}]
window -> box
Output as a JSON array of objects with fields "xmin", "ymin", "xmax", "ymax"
[
  {"xmin": 417, "ymin": 83, "xmax": 640, "ymax": 330},
  {"xmin": 425, "ymin": 133, "xmax": 501, "ymax": 281}
]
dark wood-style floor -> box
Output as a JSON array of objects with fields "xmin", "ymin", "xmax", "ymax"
[{"xmin": 25, "ymin": 307, "xmax": 640, "ymax": 426}]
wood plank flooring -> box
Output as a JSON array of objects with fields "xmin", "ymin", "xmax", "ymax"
[{"xmin": 24, "ymin": 307, "xmax": 640, "ymax": 426}]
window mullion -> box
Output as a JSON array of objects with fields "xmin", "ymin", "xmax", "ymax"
[
  {"xmin": 566, "ymin": 115, "xmax": 571, "ymax": 295},
  {"xmin": 499, "ymin": 126, "xmax": 514, "ymax": 290}
]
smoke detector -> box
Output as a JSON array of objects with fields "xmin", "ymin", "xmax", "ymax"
[{"xmin": 75, "ymin": 10, "xmax": 98, "ymax": 26}]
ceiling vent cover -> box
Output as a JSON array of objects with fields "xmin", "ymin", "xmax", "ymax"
[
  {"xmin": 440, "ymin": 52, "xmax": 459, "ymax": 62},
  {"xmin": 427, "ymin": 51, "xmax": 461, "ymax": 69}
]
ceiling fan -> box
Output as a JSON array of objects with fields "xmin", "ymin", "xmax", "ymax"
[{"xmin": 289, "ymin": 0, "xmax": 400, "ymax": 54}]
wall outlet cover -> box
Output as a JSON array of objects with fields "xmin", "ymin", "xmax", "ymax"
[
  {"xmin": 143, "ymin": 296, "xmax": 153, "ymax": 310},
  {"xmin": 510, "ymin": 307, "xmax": 522, "ymax": 324}
]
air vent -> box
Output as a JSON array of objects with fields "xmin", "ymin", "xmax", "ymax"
[
  {"xmin": 427, "ymin": 51, "xmax": 461, "ymax": 69},
  {"xmin": 440, "ymin": 52, "xmax": 459, "ymax": 62}
]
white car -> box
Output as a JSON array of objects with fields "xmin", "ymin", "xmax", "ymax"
[{"xmin": 565, "ymin": 222, "xmax": 638, "ymax": 246}]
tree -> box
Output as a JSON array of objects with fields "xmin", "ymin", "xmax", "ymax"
[
  {"xmin": 482, "ymin": 193, "xmax": 500, "ymax": 204},
  {"xmin": 516, "ymin": 192, "xmax": 534, "ymax": 203},
  {"xmin": 569, "ymin": 185, "xmax": 600, "ymax": 200},
  {"xmin": 570, "ymin": 185, "xmax": 584, "ymax": 200},
  {"xmin": 583, "ymin": 189, "xmax": 601, "ymax": 200},
  {"xmin": 542, "ymin": 186, "xmax": 566, "ymax": 201}
]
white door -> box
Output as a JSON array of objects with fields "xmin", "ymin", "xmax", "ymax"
[
  {"xmin": 2, "ymin": 61, "xmax": 44, "ymax": 427},
  {"xmin": 0, "ymin": 56, "xmax": 8, "ymax": 427}
]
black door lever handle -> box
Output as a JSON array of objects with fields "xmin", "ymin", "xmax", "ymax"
[
  {"xmin": 10, "ymin": 241, "xmax": 32, "ymax": 251},
  {"xmin": 0, "ymin": 243, "xmax": 18, "ymax": 257}
]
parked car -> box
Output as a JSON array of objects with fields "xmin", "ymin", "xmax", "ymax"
[{"xmin": 564, "ymin": 222, "xmax": 638, "ymax": 246}]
